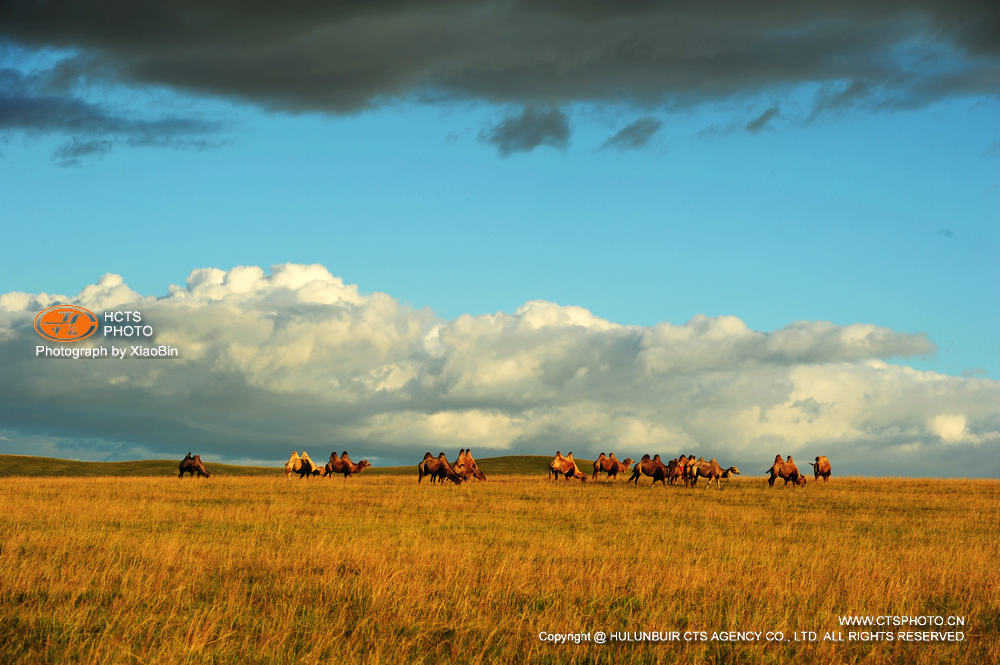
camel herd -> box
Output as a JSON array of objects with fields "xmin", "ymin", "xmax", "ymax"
[
  {"xmin": 548, "ymin": 451, "xmax": 832, "ymax": 489},
  {"xmin": 176, "ymin": 449, "xmax": 832, "ymax": 487},
  {"xmin": 417, "ymin": 449, "xmax": 487, "ymax": 484},
  {"xmin": 284, "ymin": 451, "xmax": 372, "ymax": 479},
  {"xmin": 548, "ymin": 451, "xmax": 741, "ymax": 489},
  {"xmin": 280, "ymin": 448, "xmax": 489, "ymax": 483}
]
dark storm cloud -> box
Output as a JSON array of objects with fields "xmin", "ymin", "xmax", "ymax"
[
  {"xmin": 745, "ymin": 106, "xmax": 780, "ymax": 133},
  {"xmin": 481, "ymin": 107, "xmax": 570, "ymax": 156},
  {"xmin": 0, "ymin": 66, "xmax": 221, "ymax": 161},
  {"xmin": 600, "ymin": 117, "xmax": 662, "ymax": 150},
  {"xmin": 1, "ymin": 2, "xmax": 997, "ymax": 116}
]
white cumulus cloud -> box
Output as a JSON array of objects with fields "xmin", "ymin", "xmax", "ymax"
[{"xmin": 1, "ymin": 263, "xmax": 997, "ymax": 476}]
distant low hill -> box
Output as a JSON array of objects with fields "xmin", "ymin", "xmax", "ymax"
[{"xmin": 0, "ymin": 454, "xmax": 577, "ymax": 478}]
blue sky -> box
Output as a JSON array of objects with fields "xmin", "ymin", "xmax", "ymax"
[
  {"xmin": 1, "ymin": 3, "xmax": 998, "ymax": 471},
  {"xmin": 4, "ymin": 86, "xmax": 996, "ymax": 377}
]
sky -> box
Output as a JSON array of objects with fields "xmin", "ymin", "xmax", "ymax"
[{"xmin": 1, "ymin": 2, "xmax": 998, "ymax": 475}]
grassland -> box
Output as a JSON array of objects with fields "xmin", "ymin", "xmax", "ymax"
[
  {"xmin": 1, "ymin": 467, "xmax": 998, "ymax": 664},
  {"xmin": 0, "ymin": 454, "xmax": 555, "ymax": 478}
]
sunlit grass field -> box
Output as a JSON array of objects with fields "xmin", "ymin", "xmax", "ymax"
[{"xmin": 1, "ymin": 464, "xmax": 998, "ymax": 664}]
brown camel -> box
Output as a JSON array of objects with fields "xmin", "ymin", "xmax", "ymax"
[
  {"xmin": 548, "ymin": 451, "xmax": 587, "ymax": 481},
  {"xmin": 178, "ymin": 453, "xmax": 212, "ymax": 478},
  {"xmin": 689, "ymin": 457, "xmax": 737, "ymax": 489},
  {"xmin": 417, "ymin": 452, "xmax": 464, "ymax": 484},
  {"xmin": 810, "ymin": 455, "xmax": 832, "ymax": 482},
  {"xmin": 453, "ymin": 449, "xmax": 486, "ymax": 481},
  {"xmin": 324, "ymin": 451, "xmax": 371, "ymax": 478},
  {"xmin": 628, "ymin": 454, "xmax": 669, "ymax": 486},
  {"xmin": 766, "ymin": 455, "xmax": 805, "ymax": 487},
  {"xmin": 592, "ymin": 452, "xmax": 634, "ymax": 480}
]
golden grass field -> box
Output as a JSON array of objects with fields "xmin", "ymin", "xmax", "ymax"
[{"xmin": 1, "ymin": 469, "xmax": 998, "ymax": 664}]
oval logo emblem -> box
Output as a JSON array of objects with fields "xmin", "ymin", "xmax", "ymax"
[{"xmin": 34, "ymin": 305, "xmax": 99, "ymax": 343}]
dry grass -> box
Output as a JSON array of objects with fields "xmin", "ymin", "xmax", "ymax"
[{"xmin": 1, "ymin": 474, "xmax": 998, "ymax": 664}]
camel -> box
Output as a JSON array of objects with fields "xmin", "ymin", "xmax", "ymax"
[
  {"xmin": 548, "ymin": 451, "xmax": 587, "ymax": 481},
  {"xmin": 683, "ymin": 455, "xmax": 704, "ymax": 487},
  {"xmin": 453, "ymin": 449, "xmax": 486, "ymax": 481},
  {"xmin": 666, "ymin": 455, "xmax": 688, "ymax": 485},
  {"xmin": 721, "ymin": 466, "xmax": 741, "ymax": 482},
  {"xmin": 628, "ymin": 454, "xmax": 669, "ymax": 486},
  {"xmin": 766, "ymin": 455, "xmax": 805, "ymax": 487},
  {"xmin": 296, "ymin": 451, "xmax": 323, "ymax": 478},
  {"xmin": 810, "ymin": 455, "xmax": 832, "ymax": 482},
  {"xmin": 178, "ymin": 453, "xmax": 212, "ymax": 478},
  {"xmin": 592, "ymin": 452, "xmax": 634, "ymax": 480},
  {"xmin": 284, "ymin": 451, "xmax": 302, "ymax": 479},
  {"xmin": 324, "ymin": 451, "xmax": 371, "ymax": 478},
  {"xmin": 417, "ymin": 452, "xmax": 464, "ymax": 484},
  {"xmin": 689, "ymin": 457, "xmax": 736, "ymax": 489}
]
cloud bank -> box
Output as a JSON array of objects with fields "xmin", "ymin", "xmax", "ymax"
[
  {"xmin": 1, "ymin": 264, "xmax": 997, "ymax": 476},
  {"xmin": 2, "ymin": 2, "xmax": 997, "ymax": 155},
  {"xmin": 3, "ymin": 2, "xmax": 996, "ymax": 113}
]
